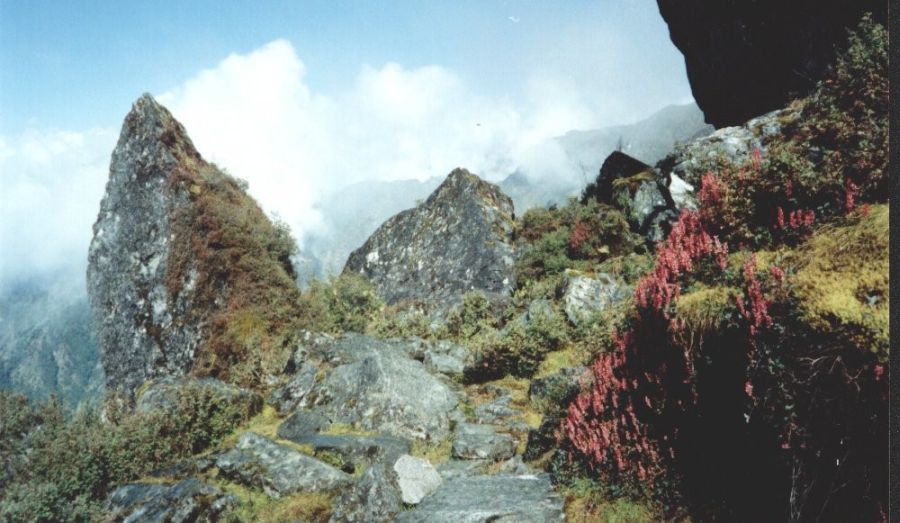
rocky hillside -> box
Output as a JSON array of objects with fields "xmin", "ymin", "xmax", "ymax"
[
  {"xmin": 0, "ymin": 10, "xmax": 887, "ymax": 523},
  {"xmin": 87, "ymin": 94, "xmax": 304, "ymax": 395},
  {"xmin": 0, "ymin": 275, "xmax": 103, "ymax": 409},
  {"xmin": 345, "ymin": 168, "xmax": 516, "ymax": 313}
]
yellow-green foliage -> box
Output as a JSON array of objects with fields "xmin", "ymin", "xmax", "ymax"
[
  {"xmin": 790, "ymin": 204, "xmax": 888, "ymax": 361},
  {"xmin": 564, "ymin": 495, "xmax": 656, "ymax": 523},
  {"xmin": 299, "ymin": 272, "xmax": 384, "ymax": 335},
  {"xmin": 218, "ymin": 480, "xmax": 334, "ymax": 523},
  {"xmin": 675, "ymin": 285, "xmax": 738, "ymax": 336},
  {"xmin": 410, "ymin": 438, "xmax": 453, "ymax": 465}
]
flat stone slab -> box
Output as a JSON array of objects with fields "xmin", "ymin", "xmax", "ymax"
[
  {"xmin": 215, "ymin": 432, "xmax": 350, "ymax": 498},
  {"xmin": 396, "ymin": 474, "xmax": 565, "ymax": 523},
  {"xmin": 451, "ymin": 423, "xmax": 515, "ymax": 461}
]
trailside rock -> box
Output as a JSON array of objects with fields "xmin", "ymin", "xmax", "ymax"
[
  {"xmin": 393, "ymin": 455, "xmax": 443, "ymax": 504},
  {"xmin": 105, "ymin": 479, "xmax": 235, "ymax": 523},
  {"xmin": 215, "ymin": 432, "xmax": 350, "ymax": 498},
  {"xmin": 451, "ymin": 423, "xmax": 515, "ymax": 461},
  {"xmin": 558, "ymin": 270, "xmax": 626, "ymax": 326},
  {"xmin": 344, "ymin": 168, "xmax": 516, "ymax": 313},
  {"xmin": 396, "ymin": 474, "xmax": 565, "ymax": 523},
  {"xmin": 328, "ymin": 464, "xmax": 404, "ymax": 523},
  {"xmin": 657, "ymin": 0, "xmax": 885, "ymax": 127},
  {"xmin": 308, "ymin": 336, "xmax": 458, "ymax": 441},
  {"xmin": 87, "ymin": 94, "xmax": 302, "ymax": 396}
]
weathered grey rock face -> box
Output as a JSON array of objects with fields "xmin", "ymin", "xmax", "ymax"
[
  {"xmin": 344, "ymin": 168, "xmax": 516, "ymax": 312},
  {"xmin": 105, "ymin": 479, "xmax": 235, "ymax": 523},
  {"xmin": 657, "ymin": 0, "xmax": 885, "ymax": 128},
  {"xmin": 558, "ymin": 270, "xmax": 627, "ymax": 326},
  {"xmin": 87, "ymin": 94, "xmax": 301, "ymax": 396},
  {"xmin": 215, "ymin": 432, "xmax": 351, "ymax": 498},
  {"xmin": 87, "ymin": 94, "xmax": 202, "ymax": 396},
  {"xmin": 396, "ymin": 474, "xmax": 565, "ymax": 523}
]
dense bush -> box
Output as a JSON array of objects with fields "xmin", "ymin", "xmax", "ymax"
[
  {"xmin": 0, "ymin": 385, "xmax": 254, "ymax": 522},
  {"xmin": 515, "ymin": 199, "xmax": 642, "ymax": 286}
]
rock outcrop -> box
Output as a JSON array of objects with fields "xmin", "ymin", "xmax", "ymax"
[
  {"xmin": 87, "ymin": 94, "xmax": 302, "ymax": 396},
  {"xmin": 344, "ymin": 168, "xmax": 516, "ymax": 313},
  {"xmin": 657, "ymin": 0, "xmax": 885, "ymax": 127}
]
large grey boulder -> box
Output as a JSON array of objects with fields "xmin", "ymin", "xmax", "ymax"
[
  {"xmin": 558, "ymin": 270, "xmax": 627, "ymax": 326},
  {"xmin": 105, "ymin": 479, "xmax": 235, "ymax": 523},
  {"xmin": 307, "ymin": 335, "xmax": 459, "ymax": 441},
  {"xmin": 396, "ymin": 474, "xmax": 565, "ymax": 523},
  {"xmin": 215, "ymin": 432, "xmax": 350, "ymax": 498},
  {"xmin": 451, "ymin": 423, "xmax": 516, "ymax": 461},
  {"xmin": 344, "ymin": 168, "xmax": 516, "ymax": 313}
]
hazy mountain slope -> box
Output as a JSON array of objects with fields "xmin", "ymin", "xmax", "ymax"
[{"xmin": 0, "ymin": 274, "xmax": 104, "ymax": 409}]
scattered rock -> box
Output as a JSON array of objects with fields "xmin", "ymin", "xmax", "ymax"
[
  {"xmin": 282, "ymin": 432, "xmax": 411, "ymax": 474},
  {"xmin": 135, "ymin": 377, "xmax": 261, "ymax": 418},
  {"xmin": 276, "ymin": 410, "xmax": 330, "ymax": 441},
  {"xmin": 528, "ymin": 367, "xmax": 586, "ymax": 409},
  {"xmin": 328, "ymin": 464, "xmax": 403, "ymax": 523},
  {"xmin": 451, "ymin": 423, "xmax": 516, "ymax": 461},
  {"xmin": 215, "ymin": 432, "xmax": 350, "ymax": 498},
  {"xmin": 558, "ymin": 270, "xmax": 626, "ymax": 326},
  {"xmin": 496, "ymin": 455, "xmax": 531, "ymax": 475},
  {"xmin": 269, "ymin": 363, "xmax": 318, "ymax": 415},
  {"xmin": 345, "ymin": 168, "xmax": 516, "ymax": 314},
  {"xmin": 393, "ymin": 454, "xmax": 443, "ymax": 504},
  {"xmin": 105, "ymin": 479, "xmax": 235, "ymax": 523},
  {"xmin": 473, "ymin": 396, "xmax": 520, "ymax": 424},
  {"xmin": 396, "ymin": 474, "xmax": 565, "ymax": 523},
  {"xmin": 437, "ymin": 459, "xmax": 490, "ymax": 480}
]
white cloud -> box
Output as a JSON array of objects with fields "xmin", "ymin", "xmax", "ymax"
[
  {"xmin": 0, "ymin": 127, "xmax": 115, "ymax": 286},
  {"xmin": 0, "ymin": 38, "xmax": 631, "ymax": 287},
  {"xmin": 157, "ymin": 39, "xmax": 599, "ymax": 244}
]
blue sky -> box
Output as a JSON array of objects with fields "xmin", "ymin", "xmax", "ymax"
[
  {"xmin": 1, "ymin": 1, "xmax": 690, "ymax": 132},
  {"xmin": 0, "ymin": 1, "xmax": 693, "ymax": 286}
]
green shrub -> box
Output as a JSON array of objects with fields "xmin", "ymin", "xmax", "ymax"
[
  {"xmin": 298, "ymin": 272, "xmax": 384, "ymax": 334},
  {"xmin": 0, "ymin": 386, "xmax": 253, "ymax": 522}
]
